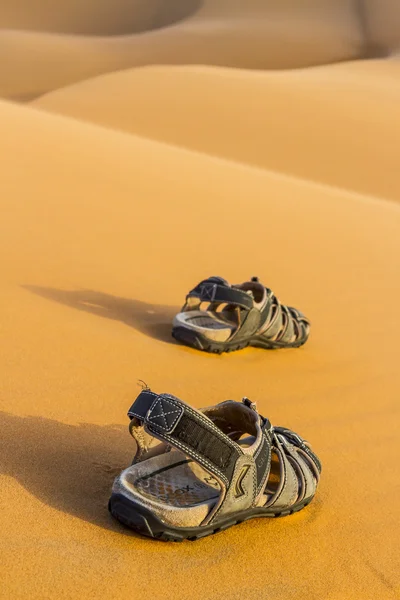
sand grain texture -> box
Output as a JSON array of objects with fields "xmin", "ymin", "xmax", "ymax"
[{"xmin": 1, "ymin": 2, "xmax": 400, "ymax": 599}]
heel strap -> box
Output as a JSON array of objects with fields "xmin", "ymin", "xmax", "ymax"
[
  {"xmin": 187, "ymin": 277, "xmax": 254, "ymax": 310},
  {"xmin": 128, "ymin": 390, "xmax": 242, "ymax": 486}
]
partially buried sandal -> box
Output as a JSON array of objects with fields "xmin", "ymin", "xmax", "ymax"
[
  {"xmin": 109, "ymin": 389, "xmax": 321, "ymax": 541},
  {"xmin": 172, "ymin": 276, "xmax": 310, "ymax": 353}
]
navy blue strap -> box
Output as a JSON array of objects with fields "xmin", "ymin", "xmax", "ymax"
[
  {"xmin": 128, "ymin": 390, "xmax": 241, "ymax": 485},
  {"xmin": 188, "ymin": 278, "xmax": 253, "ymax": 310}
]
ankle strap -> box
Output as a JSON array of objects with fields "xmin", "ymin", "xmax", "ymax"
[
  {"xmin": 128, "ymin": 390, "xmax": 242, "ymax": 485},
  {"xmin": 187, "ymin": 277, "xmax": 253, "ymax": 310}
]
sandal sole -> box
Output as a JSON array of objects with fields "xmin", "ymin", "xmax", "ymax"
[
  {"xmin": 172, "ymin": 326, "xmax": 307, "ymax": 354},
  {"xmin": 109, "ymin": 492, "xmax": 313, "ymax": 542}
]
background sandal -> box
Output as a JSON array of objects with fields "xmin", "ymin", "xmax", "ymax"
[
  {"xmin": 172, "ymin": 276, "xmax": 310, "ymax": 353},
  {"xmin": 109, "ymin": 390, "xmax": 321, "ymax": 541}
]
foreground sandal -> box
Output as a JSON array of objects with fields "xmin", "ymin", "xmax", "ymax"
[
  {"xmin": 172, "ymin": 276, "xmax": 310, "ymax": 353},
  {"xmin": 109, "ymin": 389, "xmax": 321, "ymax": 541}
]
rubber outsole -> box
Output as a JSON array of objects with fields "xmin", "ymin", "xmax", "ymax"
[
  {"xmin": 172, "ymin": 326, "xmax": 307, "ymax": 354},
  {"xmin": 108, "ymin": 493, "xmax": 312, "ymax": 542}
]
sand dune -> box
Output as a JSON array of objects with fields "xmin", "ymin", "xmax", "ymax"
[
  {"xmin": 1, "ymin": 1, "xmax": 400, "ymax": 599},
  {"xmin": 1, "ymin": 97, "xmax": 399, "ymax": 599},
  {"xmin": 35, "ymin": 59, "xmax": 400, "ymax": 202},
  {"xmin": 4, "ymin": 0, "xmax": 400, "ymax": 100},
  {"xmin": 363, "ymin": 0, "xmax": 400, "ymax": 50},
  {"xmin": 0, "ymin": 0, "xmax": 201, "ymax": 35}
]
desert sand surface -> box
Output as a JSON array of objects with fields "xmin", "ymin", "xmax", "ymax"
[
  {"xmin": 1, "ymin": 2, "xmax": 400, "ymax": 600},
  {"xmin": 35, "ymin": 59, "xmax": 400, "ymax": 202},
  {"xmin": 3, "ymin": 0, "xmax": 400, "ymax": 101}
]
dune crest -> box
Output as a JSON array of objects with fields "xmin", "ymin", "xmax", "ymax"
[
  {"xmin": 2, "ymin": 0, "xmax": 400, "ymax": 99},
  {"xmin": 0, "ymin": 0, "xmax": 202, "ymax": 35},
  {"xmin": 34, "ymin": 60, "xmax": 400, "ymax": 202}
]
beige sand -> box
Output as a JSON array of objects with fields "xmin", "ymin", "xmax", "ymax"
[
  {"xmin": 35, "ymin": 60, "xmax": 400, "ymax": 202},
  {"xmin": 1, "ymin": 2, "xmax": 400, "ymax": 599},
  {"xmin": 3, "ymin": 0, "xmax": 399, "ymax": 100}
]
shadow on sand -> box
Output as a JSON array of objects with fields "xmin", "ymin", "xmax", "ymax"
[
  {"xmin": 23, "ymin": 286, "xmax": 179, "ymax": 345},
  {"xmin": 0, "ymin": 411, "xmax": 138, "ymax": 533}
]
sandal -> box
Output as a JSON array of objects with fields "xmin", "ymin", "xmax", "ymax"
[
  {"xmin": 109, "ymin": 389, "xmax": 321, "ymax": 541},
  {"xmin": 172, "ymin": 276, "xmax": 310, "ymax": 353}
]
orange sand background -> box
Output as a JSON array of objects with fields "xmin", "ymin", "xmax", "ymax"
[{"xmin": 0, "ymin": 2, "xmax": 399, "ymax": 599}]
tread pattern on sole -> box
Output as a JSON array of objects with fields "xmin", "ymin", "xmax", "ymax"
[
  {"xmin": 109, "ymin": 493, "xmax": 312, "ymax": 542},
  {"xmin": 172, "ymin": 326, "xmax": 307, "ymax": 355}
]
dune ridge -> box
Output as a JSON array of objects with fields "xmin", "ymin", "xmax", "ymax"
[
  {"xmin": 1, "ymin": 1, "xmax": 400, "ymax": 599},
  {"xmin": 2, "ymin": 0, "xmax": 400, "ymax": 100},
  {"xmin": 0, "ymin": 0, "xmax": 202, "ymax": 35},
  {"xmin": 34, "ymin": 60, "xmax": 400, "ymax": 202}
]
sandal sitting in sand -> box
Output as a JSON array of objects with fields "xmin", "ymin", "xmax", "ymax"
[
  {"xmin": 109, "ymin": 389, "xmax": 321, "ymax": 541},
  {"xmin": 172, "ymin": 276, "xmax": 310, "ymax": 353}
]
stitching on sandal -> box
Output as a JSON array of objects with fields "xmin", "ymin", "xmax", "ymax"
[
  {"xmin": 157, "ymin": 434, "xmax": 229, "ymax": 485},
  {"xmin": 146, "ymin": 397, "xmax": 183, "ymax": 432}
]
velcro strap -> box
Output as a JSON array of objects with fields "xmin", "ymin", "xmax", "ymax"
[
  {"xmin": 128, "ymin": 391, "xmax": 241, "ymax": 485},
  {"xmin": 128, "ymin": 390, "xmax": 183, "ymax": 434},
  {"xmin": 188, "ymin": 279, "xmax": 253, "ymax": 311}
]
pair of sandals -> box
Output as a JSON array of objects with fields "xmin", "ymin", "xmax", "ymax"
[{"xmin": 109, "ymin": 277, "xmax": 320, "ymax": 541}]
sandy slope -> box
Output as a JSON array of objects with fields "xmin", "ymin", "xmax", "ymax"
[
  {"xmin": 1, "ymin": 0, "xmax": 400, "ymax": 598},
  {"xmin": 0, "ymin": 0, "xmax": 382, "ymax": 100},
  {"xmin": 1, "ymin": 98, "xmax": 399, "ymax": 599},
  {"xmin": 3, "ymin": 1, "xmax": 400, "ymax": 103},
  {"xmin": 35, "ymin": 59, "xmax": 400, "ymax": 202},
  {"xmin": 0, "ymin": 0, "xmax": 202, "ymax": 35}
]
